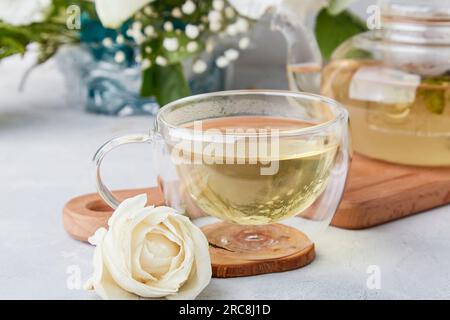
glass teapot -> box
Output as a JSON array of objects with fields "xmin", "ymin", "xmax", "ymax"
[{"xmin": 275, "ymin": 0, "xmax": 450, "ymax": 166}]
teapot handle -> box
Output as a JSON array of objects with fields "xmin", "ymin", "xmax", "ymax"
[{"xmin": 272, "ymin": 10, "xmax": 323, "ymax": 93}]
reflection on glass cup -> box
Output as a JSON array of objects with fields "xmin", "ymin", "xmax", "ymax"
[{"xmin": 94, "ymin": 90, "xmax": 350, "ymax": 256}]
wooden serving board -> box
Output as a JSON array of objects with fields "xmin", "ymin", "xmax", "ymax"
[
  {"xmin": 63, "ymin": 154, "xmax": 450, "ymax": 239},
  {"xmin": 332, "ymin": 154, "xmax": 450, "ymax": 229}
]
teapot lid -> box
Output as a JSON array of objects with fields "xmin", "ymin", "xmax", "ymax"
[{"xmin": 380, "ymin": 0, "xmax": 450, "ymax": 21}]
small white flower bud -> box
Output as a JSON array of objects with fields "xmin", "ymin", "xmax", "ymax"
[
  {"xmin": 144, "ymin": 25, "xmax": 155, "ymax": 37},
  {"xmin": 116, "ymin": 34, "xmax": 125, "ymax": 44},
  {"xmin": 239, "ymin": 37, "xmax": 250, "ymax": 49},
  {"xmin": 114, "ymin": 51, "xmax": 126, "ymax": 63},
  {"xmin": 164, "ymin": 21, "xmax": 174, "ymax": 32},
  {"xmin": 210, "ymin": 21, "xmax": 222, "ymax": 32},
  {"xmin": 186, "ymin": 41, "xmax": 198, "ymax": 52},
  {"xmin": 185, "ymin": 24, "xmax": 200, "ymax": 39},
  {"xmin": 225, "ymin": 7, "xmax": 235, "ymax": 19},
  {"xmin": 142, "ymin": 59, "xmax": 152, "ymax": 69},
  {"xmin": 132, "ymin": 21, "xmax": 142, "ymax": 31},
  {"xmin": 224, "ymin": 48, "xmax": 239, "ymax": 61},
  {"xmin": 193, "ymin": 60, "xmax": 207, "ymax": 74},
  {"xmin": 208, "ymin": 10, "xmax": 222, "ymax": 23},
  {"xmin": 226, "ymin": 24, "xmax": 237, "ymax": 36},
  {"xmin": 156, "ymin": 56, "xmax": 168, "ymax": 66},
  {"xmin": 133, "ymin": 32, "xmax": 145, "ymax": 45},
  {"xmin": 163, "ymin": 38, "xmax": 179, "ymax": 51},
  {"xmin": 182, "ymin": 0, "xmax": 196, "ymax": 15},
  {"xmin": 143, "ymin": 6, "xmax": 153, "ymax": 16},
  {"xmin": 172, "ymin": 7, "xmax": 182, "ymax": 18},
  {"xmin": 102, "ymin": 37, "xmax": 113, "ymax": 47},
  {"xmin": 236, "ymin": 18, "xmax": 249, "ymax": 33},
  {"xmin": 213, "ymin": 0, "xmax": 225, "ymax": 11},
  {"xmin": 206, "ymin": 40, "xmax": 215, "ymax": 53},
  {"xmin": 215, "ymin": 56, "xmax": 229, "ymax": 68}
]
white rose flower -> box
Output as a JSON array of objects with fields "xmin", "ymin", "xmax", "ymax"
[
  {"xmin": 94, "ymin": 0, "xmax": 155, "ymax": 28},
  {"xmin": 228, "ymin": 0, "xmax": 331, "ymax": 20},
  {"xmin": 0, "ymin": 0, "xmax": 51, "ymax": 26},
  {"xmin": 85, "ymin": 194, "xmax": 212, "ymax": 300}
]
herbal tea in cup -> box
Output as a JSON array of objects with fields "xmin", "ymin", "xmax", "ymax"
[
  {"xmin": 94, "ymin": 90, "xmax": 350, "ymax": 258},
  {"xmin": 173, "ymin": 116, "xmax": 339, "ymax": 225}
]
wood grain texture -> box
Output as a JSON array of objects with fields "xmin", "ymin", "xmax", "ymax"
[
  {"xmin": 331, "ymin": 155, "xmax": 450, "ymax": 229},
  {"xmin": 62, "ymin": 188, "xmax": 165, "ymax": 242},
  {"xmin": 202, "ymin": 222, "xmax": 315, "ymax": 277}
]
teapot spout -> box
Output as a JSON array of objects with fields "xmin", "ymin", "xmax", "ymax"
[{"xmin": 271, "ymin": 7, "xmax": 323, "ymax": 93}]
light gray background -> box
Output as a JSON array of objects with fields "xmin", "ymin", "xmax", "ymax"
[{"xmin": 3, "ymin": 0, "xmax": 450, "ymax": 300}]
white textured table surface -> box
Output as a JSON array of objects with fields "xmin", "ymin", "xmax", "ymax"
[{"xmin": 1, "ymin": 55, "xmax": 450, "ymax": 300}]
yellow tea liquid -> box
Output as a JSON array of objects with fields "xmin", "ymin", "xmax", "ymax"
[
  {"xmin": 174, "ymin": 116, "xmax": 338, "ymax": 225},
  {"xmin": 319, "ymin": 59, "xmax": 450, "ymax": 166}
]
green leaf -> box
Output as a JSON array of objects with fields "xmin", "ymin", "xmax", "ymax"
[
  {"xmin": 421, "ymin": 90, "xmax": 445, "ymax": 114},
  {"xmin": 0, "ymin": 37, "xmax": 26, "ymax": 58},
  {"xmin": 141, "ymin": 62, "xmax": 191, "ymax": 106},
  {"xmin": 0, "ymin": 23, "xmax": 33, "ymax": 58},
  {"xmin": 315, "ymin": 8, "xmax": 367, "ymax": 59},
  {"xmin": 418, "ymin": 77, "xmax": 450, "ymax": 115}
]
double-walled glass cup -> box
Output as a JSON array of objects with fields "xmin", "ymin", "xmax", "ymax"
[{"xmin": 94, "ymin": 90, "xmax": 350, "ymax": 258}]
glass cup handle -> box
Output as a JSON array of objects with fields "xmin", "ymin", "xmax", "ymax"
[{"xmin": 93, "ymin": 133, "xmax": 152, "ymax": 209}]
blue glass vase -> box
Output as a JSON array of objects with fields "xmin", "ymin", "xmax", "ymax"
[{"xmin": 56, "ymin": 17, "xmax": 230, "ymax": 116}]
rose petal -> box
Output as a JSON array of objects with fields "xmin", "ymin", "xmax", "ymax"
[
  {"xmin": 95, "ymin": 0, "xmax": 155, "ymax": 28},
  {"xmin": 88, "ymin": 227, "xmax": 107, "ymax": 246},
  {"xmin": 130, "ymin": 223, "xmax": 158, "ymax": 282},
  {"xmin": 108, "ymin": 194, "xmax": 148, "ymax": 227},
  {"xmin": 103, "ymin": 243, "xmax": 177, "ymax": 298},
  {"xmin": 140, "ymin": 233, "xmax": 180, "ymax": 277},
  {"xmin": 87, "ymin": 242, "xmax": 137, "ymax": 300},
  {"xmin": 167, "ymin": 216, "xmax": 212, "ymax": 300},
  {"xmin": 129, "ymin": 217, "xmax": 183, "ymax": 282},
  {"xmin": 158, "ymin": 217, "xmax": 194, "ymax": 287}
]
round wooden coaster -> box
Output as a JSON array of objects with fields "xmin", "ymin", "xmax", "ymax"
[
  {"xmin": 62, "ymin": 187, "xmax": 165, "ymax": 242},
  {"xmin": 202, "ymin": 222, "xmax": 315, "ymax": 278}
]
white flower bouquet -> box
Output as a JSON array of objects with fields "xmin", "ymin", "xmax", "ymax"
[
  {"xmin": 0, "ymin": 0, "xmax": 364, "ymax": 112},
  {"xmin": 0, "ymin": 0, "xmax": 252, "ymax": 109}
]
